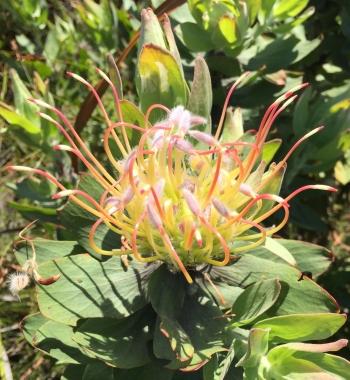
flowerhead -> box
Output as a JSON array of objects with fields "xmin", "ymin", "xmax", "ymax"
[{"xmin": 7, "ymin": 71, "xmax": 336, "ymax": 283}]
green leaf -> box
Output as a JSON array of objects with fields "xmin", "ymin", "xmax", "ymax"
[
  {"xmin": 293, "ymin": 86, "xmax": 312, "ymax": 137},
  {"xmin": 137, "ymin": 44, "xmax": 187, "ymax": 121},
  {"xmin": 9, "ymin": 201, "xmax": 57, "ymax": 223},
  {"xmin": 247, "ymin": 35, "xmax": 320, "ymax": 73},
  {"xmin": 231, "ymin": 279, "xmax": 281, "ymax": 326},
  {"xmin": 211, "ymin": 254, "xmax": 338, "ymax": 316},
  {"xmin": 254, "ymin": 313, "xmax": 346, "ymax": 343},
  {"xmin": 264, "ymin": 344, "xmax": 350, "ymax": 379},
  {"xmin": 236, "ymin": 328, "xmax": 270, "ymax": 368},
  {"xmin": 154, "ymin": 287, "xmax": 227, "ymax": 370},
  {"xmin": 73, "ymin": 309, "xmax": 153, "ymax": 368},
  {"xmin": 115, "ymin": 361, "xmax": 174, "ymax": 380},
  {"xmin": 276, "ymin": 239, "xmax": 332, "ymax": 278},
  {"xmin": 220, "ymin": 107, "xmax": 244, "ymax": 143},
  {"xmin": 148, "ymin": 264, "xmax": 186, "ymax": 319},
  {"xmin": 153, "ymin": 316, "xmax": 195, "ymax": 363},
  {"xmin": 168, "ymin": 289, "xmax": 227, "ymax": 370},
  {"xmin": 59, "ymin": 174, "xmax": 120, "ymax": 256},
  {"xmin": 261, "ymin": 139, "xmax": 282, "ymax": 165},
  {"xmin": 119, "ymin": 100, "xmax": 147, "ymax": 147},
  {"xmin": 36, "ymin": 254, "xmax": 154, "ymax": 325},
  {"xmin": 15, "ymin": 239, "xmax": 84, "ymax": 266},
  {"xmin": 273, "ymin": 0, "xmax": 308, "ymax": 18},
  {"xmin": 22, "ymin": 313, "xmax": 87, "ymax": 364},
  {"xmin": 10, "ymin": 69, "xmax": 40, "ymax": 126},
  {"xmin": 187, "ymin": 56, "xmax": 212, "ymax": 135},
  {"xmin": 263, "ymin": 237, "xmax": 296, "ymax": 266},
  {"xmin": 176, "ymin": 23, "xmax": 215, "ymax": 52},
  {"xmin": 61, "ymin": 364, "xmax": 86, "ymax": 380},
  {"xmin": 138, "ymin": 8, "xmax": 167, "ymax": 53},
  {"xmin": 203, "ymin": 340, "xmax": 236, "ymax": 380},
  {"xmin": 255, "ymin": 164, "xmax": 286, "ymax": 218},
  {"xmin": 213, "ymin": 15, "xmax": 238, "ymax": 46},
  {"xmin": 0, "ymin": 106, "xmax": 40, "ymax": 134},
  {"xmin": 82, "ymin": 362, "xmax": 115, "ymax": 380}
]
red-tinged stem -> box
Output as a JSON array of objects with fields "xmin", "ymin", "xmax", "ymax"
[
  {"xmin": 150, "ymin": 187, "xmax": 165, "ymax": 220},
  {"xmin": 67, "ymin": 71, "xmax": 128, "ymax": 157},
  {"xmin": 31, "ymin": 99, "xmax": 115, "ymax": 184},
  {"xmin": 144, "ymin": 103, "xmax": 170, "ymax": 126},
  {"xmin": 253, "ymin": 185, "xmax": 336, "ymax": 227},
  {"xmin": 215, "ymin": 72, "xmax": 250, "ymax": 140},
  {"xmin": 199, "ymin": 215, "xmax": 231, "ymax": 266},
  {"xmin": 258, "ymin": 127, "xmax": 324, "ymax": 190},
  {"xmin": 89, "ymin": 218, "xmax": 124, "ymax": 255},
  {"xmin": 205, "ymin": 151, "xmax": 222, "ymax": 204}
]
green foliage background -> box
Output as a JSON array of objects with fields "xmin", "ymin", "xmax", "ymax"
[{"xmin": 0, "ymin": 0, "xmax": 349, "ymax": 379}]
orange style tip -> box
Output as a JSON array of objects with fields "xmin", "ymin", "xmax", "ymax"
[{"xmin": 66, "ymin": 71, "xmax": 73, "ymax": 77}]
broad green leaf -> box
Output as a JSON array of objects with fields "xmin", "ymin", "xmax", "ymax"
[
  {"xmin": 211, "ymin": 254, "xmax": 338, "ymax": 316},
  {"xmin": 254, "ymin": 313, "xmax": 346, "ymax": 343},
  {"xmin": 9, "ymin": 201, "xmax": 57, "ymax": 223},
  {"xmin": 263, "ymin": 237, "xmax": 296, "ymax": 266},
  {"xmin": 10, "ymin": 69, "xmax": 40, "ymax": 126},
  {"xmin": 138, "ymin": 8, "xmax": 166, "ymax": 54},
  {"xmin": 15, "ymin": 239, "xmax": 84, "ymax": 266},
  {"xmin": 113, "ymin": 99, "xmax": 147, "ymax": 153},
  {"xmin": 255, "ymin": 164, "xmax": 285, "ymax": 218},
  {"xmin": 155, "ymin": 288, "xmax": 226, "ymax": 370},
  {"xmin": 293, "ymin": 87, "xmax": 312, "ymax": 137},
  {"xmin": 22, "ymin": 313, "xmax": 87, "ymax": 364},
  {"xmin": 82, "ymin": 362, "xmax": 115, "ymax": 380},
  {"xmin": 10, "ymin": 176, "xmax": 56, "ymax": 203},
  {"xmin": 169, "ymin": 290, "xmax": 227, "ymax": 371},
  {"xmin": 0, "ymin": 106, "xmax": 40, "ymax": 134},
  {"xmin": 262, "ymin": 139, "xmax": 282, "ymax": 165},
  {"xmin": 197, "ymin": 276, "xmax": 244, "ymax": 308},
  {"xmin": 176, "ymin": 23, "xmax": 215, "ymax": 52},
  {"xmin": 115, "ymin": 361, "xmax": 174, "ymax": 380},
  {"xmin": 153, "ymin": 316, "xmax": 195, "ymax": 363},
  {"xmin": 59, "ymin": 174, "xmax": 120, "ymax": 256},
  {"xmin": 73, "ymin": 309, "xmax": 153, "ymax": 368},
  {"xmin": 247, "ymin": 35, "xmax": 320, "ymax": 73},
  {"xmin": 187, "ymin": 56, "xmax": 212, "ymax": 136},
  {"xmin": 220, "ymin": 107, "xmax": 244, "ymax": 143},
  {"xmin": 216, "ymin": 15, "xmax": 238, "ymax": 45},
  {"xmin": 245, "ymin": 0, "xmax": 262, "ymax": 24},
  {"xmin": 236, "ymin": 328, "xmax": 270, "ymax": 368},
  {"xmin": 231, "ymin": 278, "xmax": 281, "ymax": 326},
  {"xmin": 137, "ymin": 44, "xmax": 187, "ymax": 120},
  {"xmin": 43, "ymin": 29, "xmax": 60, "ymax": 63},
  {"xmin": 264, "ymin": 345, "xmax": 350, "ymax": 379},
  {"xmin": 37, "ymin": 254, "xmax": 154, "ymax": 325},
  {"xmin": 273, "ymin": 0, "xmax": 308, "ymax": 18},
  {"xmin": 276, "ymin": 239, "xmax": 332, "ymax": 277},
  {"xmin": 61, "ymin": 364, "xmax": 86, "ymax": 380},
  {"xmin": 148, "ymin": 264, "xmax": 186, "ymax": 319},
  {"xmin": 203, "ymin": 340, "xmax": 235, "ymax": 380},
  {"xmin": 162, "ymin": 14, "xmax": 184, "ymax": 79}
]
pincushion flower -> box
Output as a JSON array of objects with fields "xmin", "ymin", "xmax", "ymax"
[{"xmin": 7, "ymin": 70, "xmax": 336, "ymax": 284}]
